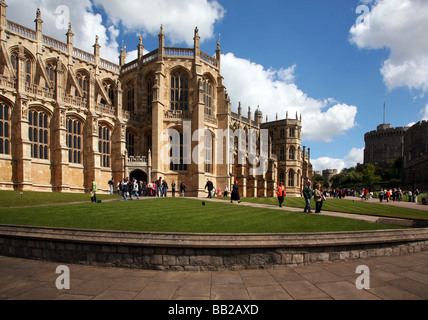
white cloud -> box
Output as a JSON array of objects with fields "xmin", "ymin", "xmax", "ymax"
[
  {"xmin": 7, "ymin": 0, "xmax": 121, "ymax": 62},
  {"xmin": 311, "ymin": 148, "xmax": 364, "ymax": 172},
  {"xmin": 221, "ymin": 53, "xmax": 358, "ymax": 143},
  {"xmin": 93, "ymin": 0, "xmax": 225, "ymax": 46},
  {"xmin": 421, "ymin": 105, "xmax": 428, "ymax": 121},
  {"xmin": 350, "ymin": 0, "xmax": 428, "ymax": 94},
  {"xmin": 6, "ymin": 0, "xmax": 224, "ymax": 62}
]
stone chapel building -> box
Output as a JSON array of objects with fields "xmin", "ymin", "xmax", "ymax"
[{"xmin": 0, "ymin": 2, "xmax": 312, "ymax": 197}]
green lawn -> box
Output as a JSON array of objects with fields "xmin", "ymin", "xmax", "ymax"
[
  {"xmin": 0, "ymin": 190, "xmax": 122, "ymax": 208},
  {"xmin": 0, "ymin": 192, "xmax": 404, "ymax": 233},
  {"xmin": 235, "ymin": 197, "xmax": 428, "ymax": 221}
]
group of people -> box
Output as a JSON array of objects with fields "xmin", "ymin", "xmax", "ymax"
[
  {"xmin": 108, "ymin": 177, "xmax": 188, "ymax": 200},
  {"xmin": 302, "ymin": 180, "xmax": 325, "ymax": 213},
  {"xmin": 106, "ymin": 177, "xmax": 241, "ymax": 201},
  {"xmin": 372, "ymin": 187, "xmax": 420, "ymax": 203},
  {"xmin": 276, "ymin": 180, "xmax": 325, "ymax": 213},
  {"xmin": 204, "ymin": 179, "xmax": 240, "ymax": 203}
]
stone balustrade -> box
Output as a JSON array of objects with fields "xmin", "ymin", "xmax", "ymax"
[{"xmin": 0, "ymin": 225, "xmax": 427, "ymax": 271}]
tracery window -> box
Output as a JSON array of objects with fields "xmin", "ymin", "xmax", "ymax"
[
  {"xmin": 125, "ymin": 85, "xmax": 135, "ymax": 112},
  {"xmin": 67, "ymin": 118, "xmax": 82, "ymax": 164},
  {"xmin": 170, "ymin": 131, "xmax": 188, "ymax": 171},
  {"xmin": 126, "ymin": 131, "xmax": 135, "ymax": 157},
  {"xmin": 28, "ymin": 110, "xmax": 49, "ymax": 160},
  {"xmin": 45, "ymin": 62, "xmax": 55, "ymax": 89},
  {"xmin": 0, "ymin": 103, "xmax": 11, "ymax": 155},
  {"xmin": 170, "ymin": 71, "xmax": 189, "ymax": 111},
  {"xmin": 205, "ymin": 131, "xmax": 213, "ymax": 173},
  {"xmin": 76, "ymin": 73, "xmax": 88, "ymax": 98},
  {"xmin": 288, "ymin": 169, "xmax": 295, "ymax": 187},
  {"xmin": 203, "ymin": 79, "xmax": 213, "ymax": 116},
  {"xmin": 289, "ymin": 147, "xmax": 295, "ymax": 160},
  {"xmin": 98, "ymin": 125, "xmax": 111, "ymax": 168},
  {"xmin": 147, "ymin": 75, "xmax": 154, "ymax": 114}
]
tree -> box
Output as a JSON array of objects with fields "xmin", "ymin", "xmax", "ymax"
[
  {"xmin": 362, "ymin": 163, "xmax": 381, "ymax": 186},
  {"xmin": 312, "ymin": 174, "xmax": 329, "ymax": 189}
]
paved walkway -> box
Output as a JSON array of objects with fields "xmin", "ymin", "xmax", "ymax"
[
  {"xmin": 1, "ymin": 197, "xmax": 427, "ymax": 301},
  {"xmin": 1, "ymin": 252, "xmax": 428, "ymax": 300},
  {"xmin": 196, "ymin": 196, "xmax": 428, "ymax": 227}
]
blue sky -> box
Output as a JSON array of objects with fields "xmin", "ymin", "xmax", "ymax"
[{"xmin": 7, "ymin": 0, "xmax": 428, "ymax": 171}]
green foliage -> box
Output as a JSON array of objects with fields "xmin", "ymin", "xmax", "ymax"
[
  {"xmin": 330, "ymin": 159, "xmax": 403, "ymax": 189},
  {"xmin": 312, "ymin": 174, "xmax": 329, "ymax": 189}
]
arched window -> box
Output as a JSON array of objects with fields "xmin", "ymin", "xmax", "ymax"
[
  {"xmin": 45, "ymin": 62, "xmax": 55, "ymax": 89},
  {"xmin": 203, "ymin": 78, "xmax": 213, "ymax": 116},
  {"xmin": 10, "ymin": 52, "xmax": 18, "ymax": 78},
  {"xmin": 66, "ymin": 118, "xmax": 82, "ymax": 164},
  {"xmin": 147, "ymin": 75, "xmax": 154, "ymax": 114},
  {"xmin": 170, "ymin": 131, "xmax": 188, "ymax": 171},
  {"xmin": 102, "ymin": 81, "xmax": 114, "ymax": 105},
  {"xmin": 125, "ymin": 84, "xmax": 135, "ymax": 112},
  {"xmin": 279, "ymin": 170, "xmax": 285, "ymax": 183},
  {"xmin": 25, "ymin": 59, "xmax": 31, "ymax": 86},
  {"xmin": 0, "ymin": 103, "xmax": 11, "ymax": 155},
  {"xmin": 98, "ymin": 125, "xmax": 111, "ymax": 168},
  {"xmin": 10, "ymin": 51, "xmax": 31, "ymax": 85},
  {"xmin": 76, "ymin": 73, "xmax": 88, "ymax": 98},
  {"xmin": 170, "ymin": 71, "xmax": 189, "ymax": 111},
  {"xmin": 289, "ymin": 147, "xmax": 295, "ymax": 160},
  {"xmin": 28, "ymin": 110, "xmax": 49, "ymax": 160},
  {"xmin": 126, "ymin": 131, "xmax": 135, "ymax": 157},
  {"xmin": 288, "ymin": 169, "xmax": 295, "ymax": 187},
  {"xmin": 280, "ymin": 148, "xmax": 285, "ymax": 161},
  {"xmin": 205, "ymin": 130, "xmax": 213, "ymax": 173}
]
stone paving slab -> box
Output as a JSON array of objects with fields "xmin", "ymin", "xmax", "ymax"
[{"xmin": 1, "ymin": 251, "xmax": 428, "ymax": 300}]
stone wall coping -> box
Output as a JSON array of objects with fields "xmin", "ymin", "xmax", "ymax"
[{"xmin": 1, "ymin": 224, "xmax": 428, "ymax": 249}]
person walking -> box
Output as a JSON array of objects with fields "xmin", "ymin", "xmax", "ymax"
[
  {"xmin": 131, "ymin": 178, "xmax": 139, "ymax": 200},
  {"xmin": 205, "ymin": 179, "xmax": 214, "ymax": 198},
  {"xmin": 171, "ymin": 181, "xmax": 176, "ymax": 197},
  {"xmin": 91, "ymin": 178, "xmax": 97, "ymax": 203},
  {"xmin": 379, "ymin": 188, "xmax": 384, "ymax": 203},
  {"xmin": 277, "ymin": 181, "xmax": 286, "ymax": 207},
  {"xmin": 303, "ymin": 180, "xmax": 313, "ymax": 213},
  {"xmin": 180, "ymin": 181, "xmax": 186, "ymax": 197},
  {"xmin": 314, "ymin": 184, "xmax": 324, "ymax": 213},
  {"xmin": 230, "ymin": 180, "xmax": 241, "ymax": 203},
  {"xmin": 122, "ymin": 178, "xmax": 129, "ymax": 201},
  {"xmin": 108, "ymin": 177, "xmax": 115, "ymax": 195},
  {"xmin": 414, "ymin": 189, "xmax": 419, "ymax": 203},
  {"xmin": 161, "ymin": 180, "xmax": 168, "ymax": 197}
]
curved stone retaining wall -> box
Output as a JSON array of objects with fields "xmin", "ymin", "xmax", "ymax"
[{"xmin": 1, "ymin": 225, "xmax": 428, "ymax": 271}]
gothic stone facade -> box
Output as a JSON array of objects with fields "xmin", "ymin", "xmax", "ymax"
[{"xmin": 0, "ymin": 3, "xmax": 311, "ymax": 197}]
